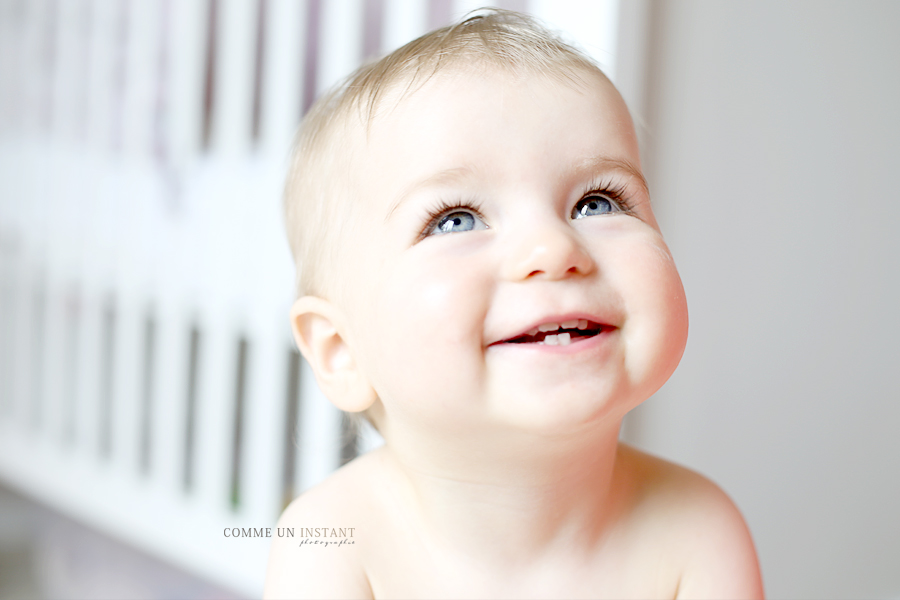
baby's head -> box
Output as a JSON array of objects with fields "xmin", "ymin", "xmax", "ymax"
[
  {"xmin": 285, "ymin": 10, "xmax": 688, "ymax": 444},
  {"xmin": 285, "ymin": 9, "xmax": 605, "ymax": 300}
]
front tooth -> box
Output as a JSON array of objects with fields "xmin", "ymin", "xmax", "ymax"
[
  {"xmin": 557, "ymin": 332, "xmax": 571, "ymax": 346},
  {"xmin": 538, "ymin": 322, "xmax": 559, "ymax": 332},
  {"xmin": 543, "ymin": 334, "xmax": 559, "ymax": 345},
  {"xmin": 577, "ymin": 319, "xmax": 588, "ymax": 329},
  {"xmin": 527, "ymin": 327, "xmax": 538, "ymax": 336},
  {"xmin": 561, "ymin": 319, "xmax": 578, "ymax": 329}
]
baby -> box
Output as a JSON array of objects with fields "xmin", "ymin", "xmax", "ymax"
[{"xmin": 265, "ymin": 10, "xmax": 763, "ymax": 599}]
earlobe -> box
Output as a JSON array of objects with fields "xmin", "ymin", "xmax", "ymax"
[{"xmin": 289, "ymin": 296, "xmax": 377, "ymax": 413}]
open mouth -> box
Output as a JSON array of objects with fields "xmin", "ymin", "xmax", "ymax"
[{"xmin": 499, "ymin": 319, "xmax": 605, "ymax": 347}]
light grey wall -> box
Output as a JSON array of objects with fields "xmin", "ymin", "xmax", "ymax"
[{"xmin": 628, "ymin": 2, "xmax": 900, "ymax": 598}]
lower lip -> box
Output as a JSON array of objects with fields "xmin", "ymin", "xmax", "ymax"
[{"xmin": 488, "ymin": 328, "xmax": 616, "ymax": 356}]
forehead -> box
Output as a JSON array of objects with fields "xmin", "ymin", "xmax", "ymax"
[{"xmin": 351, "ymin": 66, "xmax": 640, "ymax": 191}]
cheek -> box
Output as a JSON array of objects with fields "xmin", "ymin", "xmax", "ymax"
[
  {"xmin": 650, "ymin": 247, "xmax": 689, "ymax": 374},
  {"xmin": 609, "ymin": 237, "xmax": 689, "ymax": 392},
  {"xmin": 360, "ymin": 255, "xmax": 492, "ymax": 409},
  {"xmin": 377, "ymin": 262, "xmax": 484, "ymax": 341}
]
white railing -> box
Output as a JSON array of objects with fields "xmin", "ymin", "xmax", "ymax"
[{"xmin": 0, "ymin": 0, "xmax": 625, "ymax": 596}]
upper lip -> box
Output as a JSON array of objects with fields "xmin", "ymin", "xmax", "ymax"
[{"xmin": 489, "ymin": 313, "xmax": 616, "ymax": 345}]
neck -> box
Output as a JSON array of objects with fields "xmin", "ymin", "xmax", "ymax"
[{"xmin": 381, "ymin": 419, "xmax": 629, "ymax": 565}]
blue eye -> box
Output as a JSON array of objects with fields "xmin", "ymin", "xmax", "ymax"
[
  {"xmin": 428, "ymin": 209, "xmax": 487, "ymax": 236},
  {"xmin": 571, "ymin": 195, "xmax": 621, "ymax": 219}
]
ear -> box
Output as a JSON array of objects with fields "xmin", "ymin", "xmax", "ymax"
[{"xmin": 289, "ymin": 296, "xmax": 377, "ymax": 413}]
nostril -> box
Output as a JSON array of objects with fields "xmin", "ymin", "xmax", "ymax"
[{"xmin": 505, "ymin": 229, "xmax": 595, "ymax": 282}]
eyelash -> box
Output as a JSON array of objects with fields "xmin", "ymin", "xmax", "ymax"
[
  {"xmin": 416, "ymin": 180, "xmax": 635, "ymax": 240},
  {"xmin": 579, "ymin": 179, "xmax": 634, "ymax": 215},
  {"xmin": 417, "ymin": 198, "xmax": 486, "ymax": 241}
]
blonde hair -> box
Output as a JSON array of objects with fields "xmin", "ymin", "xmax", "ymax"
[{"xmin": 284, "ymin": 8, "xmax": 607, "ymax": 299}]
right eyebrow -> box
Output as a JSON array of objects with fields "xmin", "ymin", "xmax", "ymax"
[
  {"xmin": 574, "ymin": 155, "xmax": 650, "ymax": 196},
  {"xmin": 383, "ymin": 166, "xmax": 476, "ymax": 224}
]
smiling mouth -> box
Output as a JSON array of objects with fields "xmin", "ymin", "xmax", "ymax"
[{"xmin": 499, "ymin": 319, "xmax": 605, "ymax": 347}]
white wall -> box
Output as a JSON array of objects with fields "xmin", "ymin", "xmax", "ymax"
[{"xmin": 629, "ymin": 1, "xmax": 900, "ymax": 598}]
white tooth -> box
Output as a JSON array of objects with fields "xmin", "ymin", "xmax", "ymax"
[
  {"xmin": 561, "ymin": 319, "xmax": 578, "ymax": 329},
  {"xmin": 538, "ymin": 322, "xmax": 560, "ymax": 332},
  {"xmin": 577, "ymin": 319, "xmax": 588, "ymax": 330},
  {"xmin": 543, "ymin": 334, "xmax": 559, "ymax": 345},
  {"xmin": 527, "ymin": 328, "xmax": 538, "ymax": 336},
  {"xmin": 558, "ymin": 332, "xmax": 571, "ymax": 346}
]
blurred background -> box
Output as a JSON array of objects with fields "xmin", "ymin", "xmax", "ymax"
[{"xmin": 0, "ymin": 0, "xmax": 897, "ymax": 598}]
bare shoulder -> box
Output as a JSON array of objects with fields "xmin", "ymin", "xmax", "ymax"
[
  {"xmin": 264, "ymin": 450, "xmax": 384, "ymax": 600},
  {"xmin": 617, "ymin": 444, "xmax": 765, "ymax": 599}
]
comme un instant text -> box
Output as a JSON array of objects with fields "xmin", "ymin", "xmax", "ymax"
[{"xmin": 224, "ymin": 527, "xmax": 356, "ymax": 538}]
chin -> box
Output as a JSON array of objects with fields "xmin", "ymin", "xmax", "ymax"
[{"xmin": 485, "ymin": 382, "xmax": 641, "ymax": 438}]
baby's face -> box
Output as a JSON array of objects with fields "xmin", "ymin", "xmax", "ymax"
[{"xmin": 334, "ymin": 68, "xmax": 688, "ymax": 440}]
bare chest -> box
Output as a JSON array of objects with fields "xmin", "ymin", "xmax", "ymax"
[{"xmin": 360, "ymin": 523, "xmax": 682, "ymax": 599}]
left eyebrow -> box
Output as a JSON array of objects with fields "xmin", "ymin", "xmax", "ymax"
[
  {"xmin": 574, "ymin": 156, "xmax": 649, "ymax": 195},
  {"xmin": 384, "ymin": 166, "xmax": 476, "ymax": 224}
]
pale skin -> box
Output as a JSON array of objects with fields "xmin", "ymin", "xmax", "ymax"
[{"xmin": 265, "ymin": 66, "xmax": 764, "ymax": 599}]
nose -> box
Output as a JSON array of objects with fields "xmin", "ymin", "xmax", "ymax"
[{"xmin": 501, "ymin": 219, "xmax": 595, "ymax": 281}]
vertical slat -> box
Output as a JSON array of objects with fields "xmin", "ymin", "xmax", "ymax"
[
  {"xmin": 0, "ymin": 274, "xmax": 11, "ymax": 423},
  {"xmin": 108, "ymin": 0, "xmax": 130, "ymax": 153},
  {"xmin": 427, "ymin": 0, "xmax": 453, "ymax": 30},
  {"xmin": 15, "ymin": 0, "xmax": 53, "ymax": 307},
  {"xmin": 210, "ymin": 0, "xmax": 257, "ymax": 156},
  {"xmin": 529, "ymin": 0, "xmax": 619, "ymax": 79},
  {"xmin": 228, "ymin": 334, "xmax": 249, "ymax": 510},
  {"xmin": 150, "ymin": 285, "xmax": 190, "ymax": 494},
  {"xmin": 383, "ymin": 0, "xmax": 428, "ymax": 52},
  {"xmin": 0, "ymin": 0, "xmax": 9, "ymax": 131},
  {"xmin": 0, "ymin": 247, "xmax": 15, "ymax": 418},
  {"xmin": 193, "ymin": 307, "xmax": 233, "ymax": 511},
  {"xmin": 0, "ymin": 0, "xmax": 20, "ymax": 133},
  {"xmin": 258, "ymin": 0, "xmax": 307, "ymax": 157},
  {"xmin": 74, "ymin": 280, "xmax": 103, "ymax": 460},
  {"xmin": 298, "ymin": 357, "xmax": 341, "ymax": 492},
  {"xmin": 85, "ymin": 0, "xmax": 117, "ymax": 151},
  {"xmin": 316, "ymin": 0, "xmax": 364, "ymax": 95},
  {"xmin": 281, "ymin": 347, "xmax": 303, "ymax": 507},
  {"xmin": 108, "ymin": 288, "xmax": 143, "ymax": 473},
  {"xmin": 88, "ymin": 167, "xmax": 119, "ymax": 458},
  {"xmin": 0, "ymin": 0, "xmax": 21, "ymax": 416},
  {"xmin": 182, "ymin": 323, "xmax": 202, "ymax": 492},
  {"xmin": 39, "ymin": 143, "xmax": 74, "ymax": 444},
  {"xmin": 361, "ymin": 0, "xmax": 384, "ymax": 58},
  {"xmin": 19, "ymin": 0, "xmax": 52, "ymax": 136},
  {"xmin": 28, "ymin": 269, "xmax": 48, "ymax": 432},
  {"xmin": 168, "ymin": 0, "xmax": 208, "ymax": 164},
  {"xmin": 241, "ymin": 308, "xmax": 289, "ymax": 521},
  {"xmin": 50, "ymin": 1, "xmax": 89, "ymax": 141},
  {"xmin": 120, "ymin": 0, "xmax": 160, "ymax": 157},
  {"xmin": 7, "ymin": 259, "xmax": 35, "ymax": 427}
]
